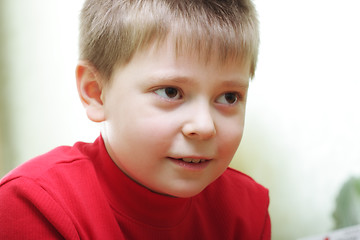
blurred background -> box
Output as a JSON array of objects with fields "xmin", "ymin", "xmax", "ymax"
[{"xmin": 0, "ymin": 0, "xmax": 359, "ymax": 239}]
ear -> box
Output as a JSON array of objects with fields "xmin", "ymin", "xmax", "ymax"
[{"xmin": 76, "ymin": 61, "xmax": 105, "ymax": 122}]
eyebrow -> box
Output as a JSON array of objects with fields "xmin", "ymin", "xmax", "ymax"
[
  {"xmin": 221, "ymin": 80, "xmax": 249, "ymax": 89},
  {"xmin": 147, "ymin": 74, "xmax": 192, "ymax": 84},
  {"xmin": 147, "ymin": 74, "xmax": 249, "ymax": 89}
]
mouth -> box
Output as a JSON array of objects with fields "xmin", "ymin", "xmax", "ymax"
[
  {"xmin": 168, "ymin": 157, "xmax": 211, "ymax": 171},
  {"xmin": 169, "ymin": 157, "xmax": 210, "ymax": 163}
]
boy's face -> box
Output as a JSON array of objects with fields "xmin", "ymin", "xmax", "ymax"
[{"xmin": 101, "ymin": 39, "xmax": 250, "ymax": 198}]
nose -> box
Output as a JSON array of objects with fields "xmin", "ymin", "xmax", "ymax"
[{"xmin": 181, "ymin": 102, "xmax": 216, "ymax": 140}]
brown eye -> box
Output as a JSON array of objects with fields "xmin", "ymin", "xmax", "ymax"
[
  {"xmin": 216, "ymin": 92, "xmax": 240, "ymax": 105},
  {"xmin": 224, "ymin": 93, "xmax": 237, "ymax": 104},
  {"xmin": 154, "ymin": 87, "xmax": 182, "ymax": 100},
  {"xmin": 165, "ymin": 87, "xmax": 178, "ymax": 98}
]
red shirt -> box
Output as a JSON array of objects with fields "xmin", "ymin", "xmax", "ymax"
[{"xmin": 0, "ymin": 137, "xmax": 271, "ymax": 239}]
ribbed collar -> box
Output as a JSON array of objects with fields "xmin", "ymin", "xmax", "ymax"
[{"xmin": 87, "ymin": 136, "xmax": 192, "ymax": 228}]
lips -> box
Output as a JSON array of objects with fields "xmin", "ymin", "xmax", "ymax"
[{"xmin": 170, "ymin": 157, "xmax": 209, "ymax": 163}]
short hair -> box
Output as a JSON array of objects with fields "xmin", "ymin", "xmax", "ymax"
[{"xmin": 79, "ymin": 0, "xmax": 259, "ymax": 83}]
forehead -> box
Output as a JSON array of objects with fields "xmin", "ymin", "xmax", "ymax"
[
  {"xmin": 113, "ymin": 35, "xmax": 251, "ymax": 87},
  {"xmin": 142, "ymin": 32, "xmax": 250, "ymax": 70}
]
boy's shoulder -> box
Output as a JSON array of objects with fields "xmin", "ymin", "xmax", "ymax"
[{"xmin": 0, "ymin": 140, "xmax": 93, "ymax": 187}]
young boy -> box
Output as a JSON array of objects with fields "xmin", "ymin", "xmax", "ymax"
[{"xmin": 0, "ymin": 0, "xmax": 271, "ymax": 239}]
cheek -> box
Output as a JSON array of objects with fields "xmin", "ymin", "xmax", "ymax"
[
  {"xmin": 217, "ymin": 120, "xmax": 244, "ymax": 159},
  {"xmin": 125, "ymin": 113, "xmax": 178, "ymax": 148}
]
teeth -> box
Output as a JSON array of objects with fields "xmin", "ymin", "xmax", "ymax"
[
  {"xmin": 182, "ymin": 158, "xmax": 204, "ymax": 163},
  {"xmin": 192, "ymin": 159, "xmax": 201, "ymax": 163},
  {"xmin": 182, "ymin": 158, "xmax": 192, "ymax": 163}
]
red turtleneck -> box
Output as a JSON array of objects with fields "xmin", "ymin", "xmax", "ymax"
[{"xmin": 0, "ymin": 136, "xmax": 270, "ymax": 239}]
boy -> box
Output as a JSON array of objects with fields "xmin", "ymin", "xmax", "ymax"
[{"xmin": 0, "ymin": 0, "xmax": 271, "ymax": 239}]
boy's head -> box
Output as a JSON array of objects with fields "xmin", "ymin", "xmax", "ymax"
[
  {"xmin": 79, "ymin": 0, "xmax": 259, "ymax": 83},
  {"xmin": 76, "ymin": 0, "xmax": 259, "ymax": 198}
]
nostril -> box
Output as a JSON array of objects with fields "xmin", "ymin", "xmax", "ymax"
[
  {"xmin": 181, "ymin": 119, "xmax": 216, "ymax": 140},
  {"xmin": 183, "ymin": 129, "xmax": 216, "ymax": 140}
]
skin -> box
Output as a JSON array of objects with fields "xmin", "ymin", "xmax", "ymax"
[{"xmin": 76, "ymin": 38, "xmax": 250, "ymax": 198}]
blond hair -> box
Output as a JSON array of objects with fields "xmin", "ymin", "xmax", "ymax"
[{"xmin": 79, "ymin": 0, "xmax": 259, "ymax": 82}]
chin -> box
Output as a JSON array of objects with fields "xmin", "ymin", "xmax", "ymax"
[{"xmin": 164, "ymin": 185, "xmax": 207, "ymax": 198}]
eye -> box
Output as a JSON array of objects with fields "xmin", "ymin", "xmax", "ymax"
[
  {"xmin": 216, "ymin": 92, "xmax": 240, "ymax": 105},
  {"xmin": 154, "ymin": 87, "xmax": 182, "ymax": 100}
]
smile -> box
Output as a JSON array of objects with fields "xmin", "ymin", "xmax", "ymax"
[{"xmin": 170, "ymin": 157, "xmax": 210, "ymax": 163}]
